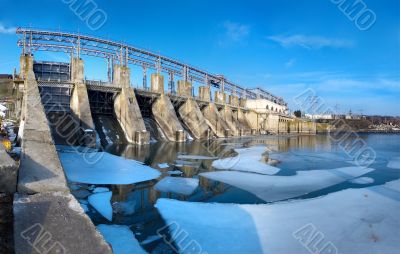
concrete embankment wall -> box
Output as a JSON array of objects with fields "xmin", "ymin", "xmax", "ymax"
[
  {"xmin": 178, "ymin": 98, "xmax": 209, "ymax": 139},
  {"xmin": 0, "ymin": 145, "xmax": 18, "ymax": 193},
  {"xmin": 14, "ymin": 55, "xmax": 113, "ymax": 254},
  {"xmin": 152, "ymin": 94, "xmax": 186, "ymax": 142},
  {"xmin": 202, "ymin": 103, "xmax": 231, "ymax": 137},
  {"xmin": 18, "ymin": 55, "xmax": 69, "ymax": 194},
  {"xmin": 114, "ymin": 86, "xmax": 150, "ymax": 144}
]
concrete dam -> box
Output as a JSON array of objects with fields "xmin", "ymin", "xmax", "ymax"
[{"xmin": 4, "ymin": 28, "xmax": 317, "ymax": 253}]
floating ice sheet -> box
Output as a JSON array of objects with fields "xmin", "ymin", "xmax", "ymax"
[
  {"xmin": 59, "ymin": 151, "xmax": 161, "ymax": 184},
  {"xmin": 154, "ymin": 177, "xmax": 199, "ymax": 195},
  {"xmin": 200, "ymin": 166, "xmax": 375, "ymax": 202},
  {"xmin": 156, "ymin": 179, "xmax": 400, "ymax": 254},
  {"xmin": 212, "ymin": 146, "xmax": 280, "ymax": 175},
  {"xmin": 349, "ymin": 177, "xmax": 374, "ymax": 185},
  {"xmin": 88, "ymin": 191, "xmax": 113, "ymax": 221},
  {"xmin": 158, "ymin": 163, "xmax": 170, "ymax": 169},
  {"xmin": 97, "ymin": 224, "xmax": 146, "ymax": 254},
  {"xmin": 387, "ymin": 157, "xmax": 400, "ymax": 169},
  {"xmin": 177, "ymin": 154, "xmax": 218, "ymax": 160}
]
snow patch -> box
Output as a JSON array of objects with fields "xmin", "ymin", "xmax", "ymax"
[
  {"xmin": 93, "ymin": 187, "xmax": 110, "ymax": 193},
  {"xmin": 158, "ymin": 163, "xmax": 170, "ymax": 169}
]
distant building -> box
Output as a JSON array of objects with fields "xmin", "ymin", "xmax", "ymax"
[
  {"xmin": 305, "ymin": 114, "xmax": 334, "ymax": 120},
  {"xmin": 245, "ymin": 99, "xmax": 289, "ymax": 115},
  {"xmin": 0, "ymin": 74, "xmax": 12, "ymax": 79}
]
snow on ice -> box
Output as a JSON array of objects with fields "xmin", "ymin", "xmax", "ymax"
[
  {"xmin": 212, "ymin": 146, "xmax": 281, "ymax": 175},
  {"xmin": 387, "ymin": 157, "xmax": 400, "ymax": 169},
  {"xmin": 59, "ymin": 150, "xmax": 161, "ymax": 184},
  {"xmin": 97, "ymin": 224, "xmax": 146, "ymax": 254},
  {"xmin": 154, "ymin": 177, "xmax": 199, "ymax": 195},
  {"xmin": 88, "ymin": 191, "xmax": 113, "ymax": 221},
  {"xmin": 200, "ymin": 166, "xmax": 375, "ymax": 202},
  {"xmin": 156, "ymin": 179, "xmax": 400, "ymax": 254},
  {"xmin": 349, "ymin": 177, "xmax": 375, "ymax": 185}
]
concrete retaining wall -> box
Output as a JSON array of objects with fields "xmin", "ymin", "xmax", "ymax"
[
  {"xmin": 178, "ymin": 99, "xmax": 209, "ymax": 139},
  {"xmin": 0, "ymin": 145, "xmax": 18, "ymax": 193},
  {"xmin": 14, "ymin": 192, "xmax": 112, "ymax": 254},
  {"xmin": 18, "ymin": 55, "xmax": 68, "ymax": 194},
  {"xmin": 152, "ymin": 95, "xmax": 186, "ymax": 142}
]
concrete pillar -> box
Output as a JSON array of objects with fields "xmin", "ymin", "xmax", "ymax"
[
  {"xmin": 215, "ymin": 91, "xmax": 226, "ymax": 104},
  {"xmin": 114, "ymin": 86, "xmax": 149, "ymax": 145},
  {"xmin": 229, "ymin": 95, "xmax": 239, "ymax": 106},
  {"xmin": 19, "ymin": 54, "xmax": 35, "ymax": 81},
  {"xmin": 70, "ymin": 57, "xmax": 84, "ymax": 83},
  {"xmin": 178, "ymin": 98, "xmax": 209, "ymax": 139},
  {"xmin": 199, "ymin": 86, "xmax": 211, "ymax": 101},
  {"xmin": 239, "ymin": 98, "xmax": 247, "ymax": 107},
  {"xmin": 113, "ymin": 65, "xmax": 131, "ymax": 88},
  {"xmin": 177, "ymin": 80, "xmax": 192, "ymax": 97},
  {"xmin": 151, "ymin": 73, "xmax": 164, "ymax": 94},
  {"xmin": 201, "ymin": 103, "xmax": 231, "ymax": 138},
  {"xmin": 69, "ymin": 58, "xmax": 96, "ymax": 148},
  {"xmin": 220, "ymin": 106, "xmax": 240, "ymax": 136},
  {"xmin": 152, "ymin": 94, "xmax": 186, "ymax": 142}
]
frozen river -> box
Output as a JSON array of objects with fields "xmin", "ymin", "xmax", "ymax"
[{"xmin": 58, "ymin": 134, "xmax": 400, "ymax": 253}]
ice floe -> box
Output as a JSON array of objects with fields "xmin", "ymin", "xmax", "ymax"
[
  {"xmin": 168, "ymin": 170, "xmax": 183, "ymax": 175},
  {"xmin": 141, "ymin": 235, "xmax": 162, "ymax": 245},
  {"xmin": 349, "ymin": 177, "xmax": 375, "ymax": 185},
  {"xmin": 156, "ymin": 179, "xmax": 400, "ymax": 254},
  {"xmin": 59, "ymin": 151, "xmax": 161, "ymax": 184},
  {"xmin": 158, "ymin": 163, "xmax": 170, "ymax": 169},
  {"xmin": 212, "ymin": 146, "xmax": 281, "ymax": 175},
  {"xmin": 177, "ymin": 154, "xmax": 218, "ymax": 160},
  {"xmin": 93, "ymin": 187, "xmax": 110, "ymax": 193},
  {"xmin": 200, "ymin": 166, "xmax": 375, "ymax": 202},
  {"xmin": 113, "ymin": 192, "xmax": 139, "ymax": 216},
  {"xmin": 97, "ymin": 224, "xmax": 146, "ymax": 254},
  {"xmin": 154, "ymin": 177, "xmax": 199, "ymax": 195},
  {"xmin": 88, "ymin": 191, "xmax": 113, "ymax": 221},
  {"xmin": 387, "ymin": 157, "xmax": 400, "ymax": 169}
]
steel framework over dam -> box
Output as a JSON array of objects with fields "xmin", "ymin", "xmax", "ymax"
[{"xmin": 16, "ymin": 28, "xmax": 286, "ymax": 106}]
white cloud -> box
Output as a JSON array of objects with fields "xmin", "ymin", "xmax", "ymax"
[
  {"xmin": 0, "ymin": 24, "xmax": 16, "ymax": 34},
  {"xmin": 222, "ymin": 21, "xmax": 250, "ymax": 42},
  {"xmin": 267, "ymin": 34, "xmax": 354, "ymax": 49}
]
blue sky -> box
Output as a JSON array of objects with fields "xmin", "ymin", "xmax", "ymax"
[{"xmin": 0, "ymin": 0, "xmax": 399, "ymax": 116}]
